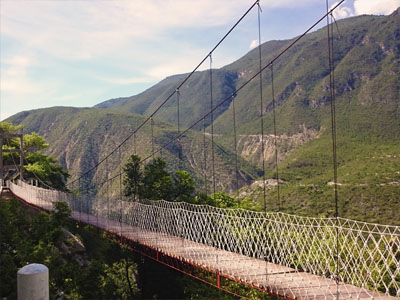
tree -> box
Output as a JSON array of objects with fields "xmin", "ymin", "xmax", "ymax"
[
  {"xmin": 123, "ymin": 154, "xmax": 142, "ymax": 200},
  {"xmin": 142, "ymin": 158, "xmax": 173, "ymax": 201},
  {"xmin": 173, "ymin": 170, "xmax": 195, "ymax": 203},
  {"xmin": 0, "ymin": 122, "xmax": 69, "ymax": 190},
  {"xmin": 211, "ymin": 192, "xmax": 238, "ymax": 208}
]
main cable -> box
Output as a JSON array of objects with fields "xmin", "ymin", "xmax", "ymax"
[
  {"xmin": 73, "ymin": 0, "xmax": 346, "ymax": 197},
  {"xmin": 138, "ymin": 1, "xmax": 346, "ymax": 165},
  {"xmin": 67, "ymin": 0, "xmax": 260, "ymax": 186}
]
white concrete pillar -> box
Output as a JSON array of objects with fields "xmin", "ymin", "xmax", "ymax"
[{"xmin": 17, "ymin": 263, "xmax": 49, "ymax": 300}]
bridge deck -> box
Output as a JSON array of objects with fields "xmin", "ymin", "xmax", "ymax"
[{"xmin": 73, "ymin": 211, "xmax": 397, "ymax": 300}]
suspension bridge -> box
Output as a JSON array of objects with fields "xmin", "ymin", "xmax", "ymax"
[
  {"xmin": 2, "ymin": 0, "xmax": 400, "ymax": 299},
  {"xmin": 5, "ymin": 181, "xmax": 400, "ymax": 299}
]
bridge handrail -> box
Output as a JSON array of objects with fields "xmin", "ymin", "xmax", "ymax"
[{"xmin": 138, "ymin": 199, "xmax": 400, "ymax": 235}]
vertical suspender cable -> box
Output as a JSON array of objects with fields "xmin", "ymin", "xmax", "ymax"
[
  {"xmin": 79, "ymin": 178, "xmax": 82, "ymax": 223},
  {"xmin": 209, "ymin": 54, "xmax": 216, "ymax": 196},
  {"xmin": 134, "ymin": 132, "xmax": 137, "ymax": 156},
  {"xmin": 177, "ymin": 88, "xmax": 182, "ymax": 169},
  {"xmin": 271, "ymin": 64, "xmax": 281, "ymax": 211},
  {"xmin": 119, "ymin": 146, "xmax": 123, "ymax": 243},
  {"xmin": 257, "ymin": 0, "xmax": 268, "ymax": 285},
  {"xmin": 326, "ymin": 0, "xmax": 339, "ymax": 296},
  {"xmin": 203, "ymin": 117, "xmax": 208, "ymax": 194},
  {"xmin": 257, "ymin": 2, "xmax": 266, "ymax": 212},
  {"xmin": 96, "ymin": 176, "xmax": 99, "ymax": 229},
  {"xmin": 106, "ymin": 158, "xmax": 109, "ymax": 231},
  {"xmin": 232, "ymin": 94, "xmax": 240, "ymax": 195},
  {"xmin": 151, "ymin": 117, "xmax": 155, "ymax": 161}
]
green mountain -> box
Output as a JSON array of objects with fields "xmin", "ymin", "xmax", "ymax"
[{"xmin": 96, "ymin": 11, "xmax": 400, "ymax": 167}]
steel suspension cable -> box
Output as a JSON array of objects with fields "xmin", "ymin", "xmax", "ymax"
[
  {"xmin": 137, "ymin": 0, "xmax": 346, "ymax": 167},
  {"xmin": 151, "ymin": 117, "xmax": 155, "ymax": 161},
  {"xmin": 119, "ymin": 146, "xmax": 123, "ymax": 243},
  {"xmin": 232, "ymin": 94, "xmax": 239, "ymax": 194},
  {"xmin": 68, "ymin": 1, "xmax": 346, "ymax": 191},
  {"xmin": 209, "ymin": 54, "xmax": 216, "ymax": 196},
  {"xmin": 326, "ymin": 0, "xmax": 339, "ymax": 295},
  {"xmin": 106, "ymin": 157, "xmax": 110, "ymax": 231},
  {"xmin": 256, "ymin": 0, "xmax": 269, "ymax": 286},
  {"xmin": 177, "ymin": 88, "xmax": 182, "ymax": 169},
  {"xmin": 67, "ymin": 0, "xmax": 260, "ymax": 187},
  {"xmin": 203, "ymin": 117, "xmax": 208, "ymax": 194},
  {"xmin": 271, "ymin": 64, "xmax": 281, "ymax": 211},
  {"xmin": 134, "ymin": 133, "xmax": 137, "ymax": 155},
  {"xmin": 257, "ymin": 2, "xmax": 266, "ymax": 213},
  {"xmin": 80, "ymin": 1, "xmax": 347, "ymax": 204}
]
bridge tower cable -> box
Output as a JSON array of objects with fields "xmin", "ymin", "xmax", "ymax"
[
  {"xmin": 326, "ymin": 0, "xmax": 339, "ymax": 296},
  {"xmin": 209, "ymin": 54, "xmax": 216, "ymax": 196}
]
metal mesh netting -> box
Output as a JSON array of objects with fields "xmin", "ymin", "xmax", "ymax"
[{"xmin": 9, "ymin": 181, "xmax": 400, "ymax": 299}]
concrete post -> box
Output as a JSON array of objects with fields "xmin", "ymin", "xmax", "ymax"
[{"xmin": 17, "ymin": 264, "xmax": 49, "ymax": 300}]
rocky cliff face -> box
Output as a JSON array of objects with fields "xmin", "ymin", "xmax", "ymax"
[{"xmin": 237, "ymin": 125, "xmax": 319, "ymax": 167}]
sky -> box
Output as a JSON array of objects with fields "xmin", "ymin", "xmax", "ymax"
[{"xmin": 1, "ymin": 0, "xmax": 399, "ymax": 121}]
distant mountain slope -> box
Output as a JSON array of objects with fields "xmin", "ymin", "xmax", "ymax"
[
  {"xmin": 95, "ymin": 70, "xmax": 239, "ymax": 130},
  {"xmin": 95, "ymin": 11, "xmax": 400, "ymax": 139},
  {"xmin": 95, "ymin": 10, "xmax": 400, "ymax": 171},
  {"xmin": 7, "ymin": 107, "xmax": 259, "ymax": 192}
]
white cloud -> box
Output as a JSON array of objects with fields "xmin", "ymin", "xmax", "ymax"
[
  {"xmin": 0, "ymin": 0, "xmax": 327, "ymax": 118},
  {"xmin": 249, "ymin": 40, "xmax": 259, "ymax": 49},
  {"xmin": 1, "ymin": 55, "xmax": 42, "ymax": 94},
  {"xmin": 1, "ymin": 0, "xmax": 322, "ymax": 62},
  {"xmin": 354, "ymin": 0, "xmax": 400, "ymax": 15},
  {"xmin": 331, "ymin": 2, "xmax": 355, "ymax": 19}
]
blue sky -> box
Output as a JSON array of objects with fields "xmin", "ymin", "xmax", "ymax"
[{"xmin": 1, "ymin": 0, "xmax": 399, "ymax": 120}]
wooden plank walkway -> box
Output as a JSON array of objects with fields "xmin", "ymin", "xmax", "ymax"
[{"xmin": 72, "ymin": 211, "xmax": 398, "ymax": 300}]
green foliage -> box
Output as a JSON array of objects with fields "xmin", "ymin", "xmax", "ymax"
[
  {"xmin": 123, "ymin": 155, "xmax": 241, "ymax": 208},
  {"xmin": 100, "ymin": 259, "xmax": 139, "ymax": 300},
  {"xmin": 123, "ymin": 154, "xmax": 142, "ymax": 199},
  {"xmin": 142, "ymin": 157, "xmax": 173, "ymax": 201},
  {"xmin": 1, "ymin": 121, "xmax": 69, "ymax": 190},
  {"xmin": 24, "ymin": 152, "xmax": 70, "ymax": 191},
  {"xmin": 0, "ymin": 198, "xmax": 140, "ymax": 300},
  {"xmin": 211, "ymin": 192, "xmax": 238, "ymax": 208},
  {"xmin": 23, "ymin": 132, "xmax": 49, "ymax": 151},
  {"xmin": 51, "ymin": 201, "xmax": 72, "ymax": 227},
  {"xmin": 173, "ymin": 170, "xmax": 196, "ymax": 202}
]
